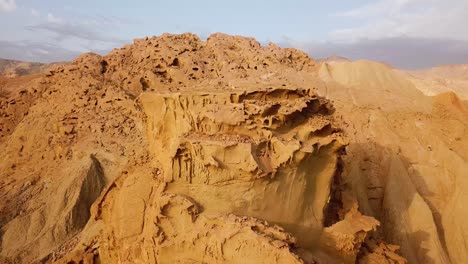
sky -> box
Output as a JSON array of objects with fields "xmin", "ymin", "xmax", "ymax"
[{"xmin": 1, "ymin": 0, "xmax": 468, "ymax": 69}]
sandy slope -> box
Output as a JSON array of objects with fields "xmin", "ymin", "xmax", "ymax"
[
  {"xmin": 318, "ymin": 60, "xmax": 468, "ymax": 264},
  {"xmin": 400, "ymin": 64, "xmax": 468, "ymax": 100}
]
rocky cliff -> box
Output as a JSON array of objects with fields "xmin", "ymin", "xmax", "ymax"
[{"xmin": 1, "ymin": 33, "xmax": 466, "ymax": 263}]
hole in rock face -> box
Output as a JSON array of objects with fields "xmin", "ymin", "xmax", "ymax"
[
  {"xmin": 192, "ymin": 67, "xmax": 199, "ymax": 71},
  {"xmin": 261, "ymin": 104, "xmax": 281, "ymax": 117},
  {"xmin": 140, "ymin": 77, "xmax": 149, "ymax": 91},
  {"xmin": 323, "ymin": 153, "xmax": 345, "ymax": 227},
  {"xmin": 313, "ymin": 124, "xmax": 334, "ymax": 137},
  {"xmin": 169, "ymin": 58, "xmax": 180, "ymax": 67},
  {"xmin": 93, "ymin": 253, "xmax": 101, "ymax": 264},
  {"xmin": 100, "ymin": 60, "xmax": 108, "ymax": 74}
]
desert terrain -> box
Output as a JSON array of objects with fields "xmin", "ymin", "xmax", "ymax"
[{"xmin": 0, "ymin": 33, "xmax": 467, "ymax": 263}]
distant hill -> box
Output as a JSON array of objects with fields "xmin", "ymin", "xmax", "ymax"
[
  {"xmin": 317, "ymin": 56, "xmax": 351, "ymax": 63},
  {"xmin": 409, "ymin": 64, "xmax": 468, "ymax": 80},
  {"xmin": 402, "ymin": 64, "xmax": 468, "ymax": 99},
  {"xmin": 0, "ymin": 58, "xmax": 48, "ymax": 77}
]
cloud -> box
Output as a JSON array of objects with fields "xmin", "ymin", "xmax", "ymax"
[
  {"xmin": 47, "ymin": 13, "xmax": 64, "ymax": 24},
  {"xmin": 331, "ymin": 0, "xmax": 468, "ymax": 42},
  {"xmin": 0, "ymin": 0, "xmax": 16, "ymax": 12},
  {"xmin": 0, "ymin": 40, "xmax": 81, "ymax": 62},
  {"xmin": 31, "ymin": 8, "xmax": 39, "ymax": 17},
  {"xmin": 281, "ymin": 37, "xmax": 468, "ymax": 69},
  {"xmin": 26, "ymin": 18, "xmax": 128, "ymax": 45},
  {"xmin": 334, "ymin": 0, "xmax": 423, "ymax": 18},
  {"xmin": 288, "ymin": 0, "xmax": 468, "ymax": 69},
  {"xmin": 7, "ymin": 13, "xmax": 132, "ymax": 63}
]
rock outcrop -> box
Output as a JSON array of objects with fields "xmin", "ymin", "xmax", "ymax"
[{"xmin": 2, "ymin": 33, "xmax": 466, "ymax": 264}]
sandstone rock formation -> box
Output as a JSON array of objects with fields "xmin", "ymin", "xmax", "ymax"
[{"xmin": 0, "ymin": 33, "xmax": 466, "ymax": 263}]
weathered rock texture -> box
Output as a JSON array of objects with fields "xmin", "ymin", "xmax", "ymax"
[
  {"xmin": 141, "ymin": 88, "xmax": 342, "ymax": 247},
  {"xmin": 1, "ymin": 33, "xmax": 466, "ymax": 264}
]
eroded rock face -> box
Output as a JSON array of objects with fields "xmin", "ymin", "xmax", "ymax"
[
  {"xmin": 140, "ymin": 88, "xmax": 343, "ymax": 249},
  {"xmin": 58, "ymin": 87, "xmax": 355, "ymax": 264}
]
